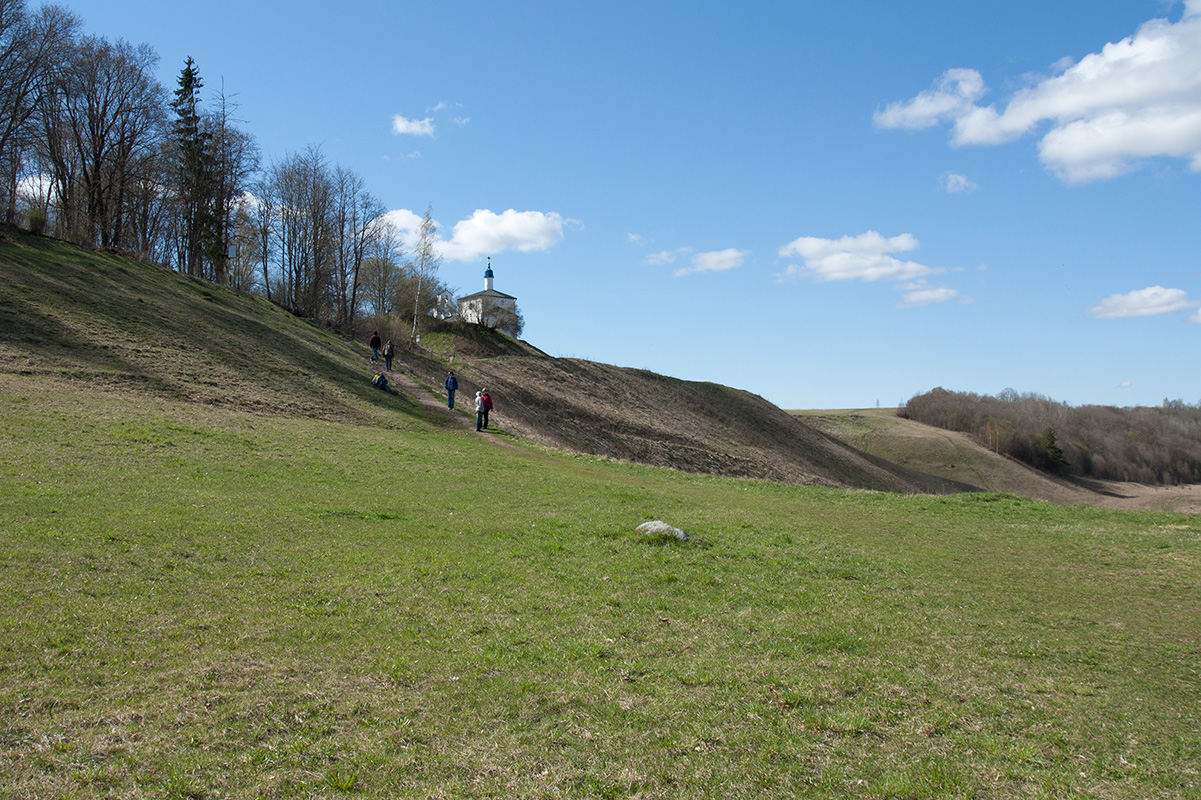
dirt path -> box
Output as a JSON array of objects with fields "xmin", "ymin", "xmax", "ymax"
[{"xmin": 367, "ymin": 357, "xmax": 527, "ymax": 452}]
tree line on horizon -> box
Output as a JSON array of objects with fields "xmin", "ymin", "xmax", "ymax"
[
  {"xmin": 0, "ymin": 0, "xmax": 466, "ymax": 341},
  {"xmin": 902, "ymin": 387, "xmax": 1201, "ymax": 485}
]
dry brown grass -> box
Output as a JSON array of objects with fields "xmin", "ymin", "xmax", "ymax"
[
  {"xmin": 800, "ymin": 408, "xmax": 1201, "ymax": 513},
  {"xmin": 397, "ymin": 332, "xmax": 974, "ymax": 496}
]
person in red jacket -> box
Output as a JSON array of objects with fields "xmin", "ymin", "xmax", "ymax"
[{"xmin": 480, "ymin": 389, "xmax": 493, "ymax": 429}]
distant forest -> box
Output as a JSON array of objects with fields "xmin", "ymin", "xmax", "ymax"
[{"xmin": 902, "ymin": 388, "xmax": 1201, "ymax": 485}]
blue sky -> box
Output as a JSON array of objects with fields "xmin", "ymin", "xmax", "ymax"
[{"xmin": 67, "ymin": 0, "xmax": 1201, "ymax": 409}]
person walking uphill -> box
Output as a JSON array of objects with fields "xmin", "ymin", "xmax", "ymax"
[
  {"xmin": 369, "ymin": 331, "xmax": 381, "ymax": 362},
  {"xmin": 480, "ymin": 388, "xmax": 493, "ymax": 429},
  {"xmin": 383, "ymin": 339, "xmax": 394, "ymax": 371},
  {"xmin": 445, "ymin": 371, "xmax": 458, "ymax": 409}
]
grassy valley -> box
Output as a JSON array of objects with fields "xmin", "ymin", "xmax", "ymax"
[{"xmin": 2, "ymin": 233, "xmax": 1200, "ymax": 799}]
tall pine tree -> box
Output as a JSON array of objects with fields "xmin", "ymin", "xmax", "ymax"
[{"xmin": 172, "ymin": 57, "xmax": 212, "ymax": 277}]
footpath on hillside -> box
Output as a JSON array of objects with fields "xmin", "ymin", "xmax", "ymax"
[{"xmin": 359, "ymin": 346, "xmax": 524, "ymax": 450}]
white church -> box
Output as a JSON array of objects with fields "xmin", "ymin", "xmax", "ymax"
[{"xmin": 456, "ymin": 258, "xmax": 518, "ymax": 328}]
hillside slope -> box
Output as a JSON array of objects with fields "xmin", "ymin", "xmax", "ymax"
[
  {"xmin": 1, "ymin": 232, "xmax": 968, "ymax": 495},
  {"xmin": 398, "ymin": 337, "xmax": 972, "ymax": 493},
  {"xmin": 801, "ymin": 408, "xmax": 1201, "ymax": 513},
  {"xmin": 0, "ymin": 232, "xmax": 436, "ymax": 428}
]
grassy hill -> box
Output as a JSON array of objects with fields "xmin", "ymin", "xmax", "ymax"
[
  {"xmin": 394, "ymin": 331, "xmax": 972, "ymax": 495},
  {"xmin": 3, "ymin": 232, "xmax": 1201, "ymax": 799},
  {"xmin": 0, "ymin": 231, "xmax": 432, "ymax": 426},
  {"xmin": 799, "ymin": 408, "xmax": 1201, "ymax": 514},
  {"xmin": 0, "ymin": 230, "xmax": 965, "ymax": 496}
]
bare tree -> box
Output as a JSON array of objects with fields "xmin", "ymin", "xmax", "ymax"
[
  {"xmin": 480, "ymin": 297, "xmax": 524, "ymax": 338},
  {"xmin": 329, "ymin": 165, "xmax": 383, "ymax": 330},
  {"xmin": 358, "ymin": 218, "xmax": 404, "ymax": 319},
  {"xmin": 0, "ymin": 0, "xmax": 78, "ymax": 224},
  {"xmin": 226, "ymin": 192, "xmax": 260, "ymax": 293},
  {"xmin": 206, "ymin": 82, "xmax": 257, "ymax": 284},
  {"xmin": 249, "ymin": 172, "xmax": 276, "ymax": 302},
  {"xmin": 269, "ymin": 145, "xmax": 334, "ymax": 318},
  {"xmin": 44, "ymin": 34, "xmax": 166, "ymax": 249},
  {"xmin": 408, "ymin": 204, "xmax": 441, "ymax": 344}
]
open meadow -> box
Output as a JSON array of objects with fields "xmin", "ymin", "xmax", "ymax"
[
  {"xmin": 2, "ymin": 233, "xmax": 1200, "ymax": 798},
  {"xmin": 2, "ymin": 374, "xmax": 1200, "ymax": 799}
]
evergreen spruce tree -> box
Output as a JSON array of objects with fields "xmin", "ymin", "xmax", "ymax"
[{"xmin": 172, "ymin": 57, "xmax": 213, "ymax": 277}]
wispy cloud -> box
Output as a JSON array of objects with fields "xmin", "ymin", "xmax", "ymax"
[
  {"xmin": 645, "ymin": 247, "xmax": 691, "ymax": 266},
  {"xmin": 897, "ymin": 282, "xmax": 965, "ymax": 308},
  {"xmin": 382, "ymin": 151, "xmax": 423, "ymax": 161},
  {"xmin": 1088, "ymin": 285, "xmax": 1200, "ymax": 319},
  {"xmin": 429, "ymin": 101, "xmax": 470, "ymax": 128},
  {"xmin": 940, "ymin": 171, "xmax": 978, "ymax": 193},
  {"xmin": 876, "ymin": 2, "xmax": 1201, "ymax": 181},
  {"xmin": 673, "ymin": 248, "xmax": 749, "ymax": 277}
]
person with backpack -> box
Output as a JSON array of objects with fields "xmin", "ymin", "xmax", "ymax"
[
  {"xmin": 383, "ymin": 340, "xmax": 395, "ymax": 371},
  {"xmin": 369, "ymin": 331, "xmax": 381, "ymax": 361},
  {"xmin": 480, "ymin": 389, "xmax": 493, "ymax": 429},
  {"xmin": 445, "ymin": 371, "xmax": 458, "ymax": 409}
]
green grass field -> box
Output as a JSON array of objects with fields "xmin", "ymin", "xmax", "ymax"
[
  {"xmin": 3, "ymin": 375, "xmax": 1199, "ymax": 799},
  {"xmin": 2, "ymin": 234, "xmax": 1200, "ymax": 798}
]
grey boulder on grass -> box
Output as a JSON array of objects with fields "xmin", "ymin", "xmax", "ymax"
[{"xmin": 635, "ymin": 520, "xmax": 689, "ymax": 541}]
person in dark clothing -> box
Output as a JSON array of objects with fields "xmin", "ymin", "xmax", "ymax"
[
  {"xmin": 480, "ymin": 389, "xmax": 493, "ymax": 429},
  {"xmin": 445, "ymin": 371, "xmax": 458, "ymax": 409},
  {"xmin": 369, "ymin": 332, "xmax": 381, "ymax": 361},
  {"xmin": 383, "ymin": 340, "xmax": 394, "ymax": 371}
]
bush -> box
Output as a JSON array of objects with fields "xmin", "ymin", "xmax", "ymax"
[
  {"xmin": 902, "ymin": 388, "xmax": 1201, "ymax": 484},
  {"xmin": 24, "ymin": 209, "xmax": 47, "ymax": 235}
]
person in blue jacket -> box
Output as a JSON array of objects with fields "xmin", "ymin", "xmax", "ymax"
[{"xmin": 444, "ymin": 371, "xmax": 458, "ymax": 409}]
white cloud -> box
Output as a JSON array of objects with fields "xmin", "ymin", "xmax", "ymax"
[
  {"xmin": 1088, "ymin": 285, "xmax": 1199, "ymax": 319},
  {"xmin": 673, "ymin": 248, "xmax": 749, "ymax": 277},
  {"xmin": 392, "ymin": 114, "xmax": 436, "ymax": 137},
  {"xmin": 381, "ymin": 208, "xmax": 425, "ymax": 235},
  {"xmin": 940, "ymin": 171, "xmax": 979, "ymax": 193},
  {"xmin": 873, "ymin": 68, "xmax": 987, "ymax": 131},
  {"xmin": 646, "ymin": 247, "xmax": 690, "ymax": 266},
  {"xmin": 778, "ymin": 231, "xmax": 939, "ymax": 282},
  {"xmin": 1118, "ymin": 380, "xmax": 1133, "ymax": 388},
  {"xmin": 897, "ymin": 282, "xmax": 963, "ymax": 308},
  {"xmin": 876, "ymin": 2, "xmax": 1201, "ymax": 181},
  {"xmin": 380, "ymin": 208, "xmax": 565, "ymax": 262},
  {"xmin": 441, "ymin": 209, "xmax": 564, "ymax": 261},
  {"xmin": 1191, "ymin": 310, "xmax": 1201, "ymax": 324},
  {"xmin": 627, "ymin": 233, "xmax": 645, "ymax": 246}
]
